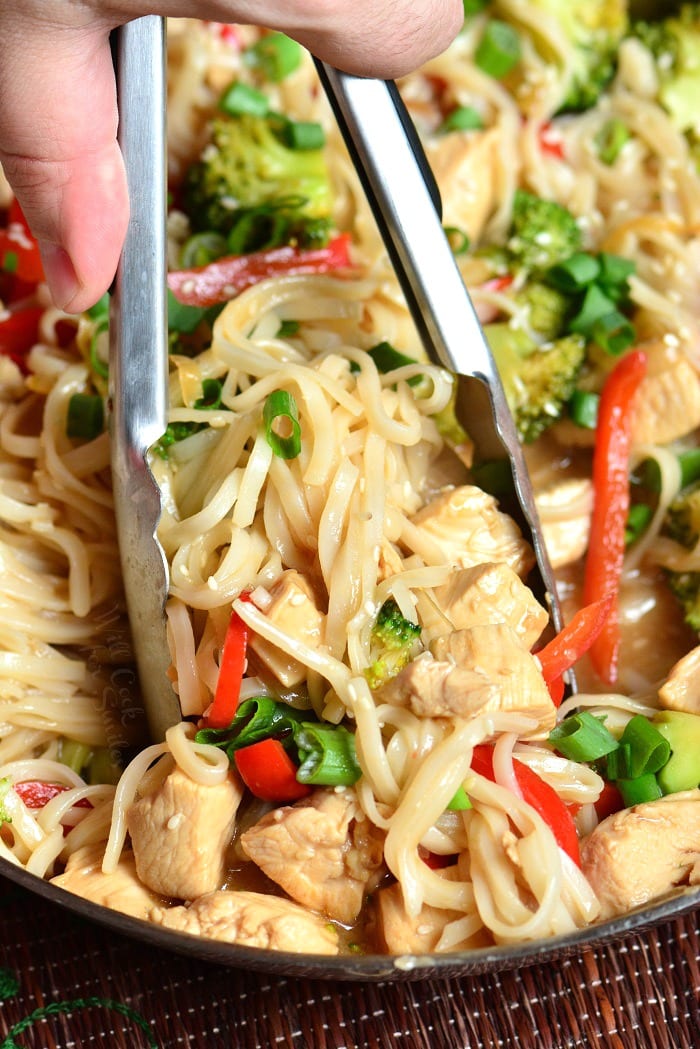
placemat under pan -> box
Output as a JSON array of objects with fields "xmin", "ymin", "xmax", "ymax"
[{"xmin": 1, "ymin": 874, "xmax": 699, "ymax": 1048}]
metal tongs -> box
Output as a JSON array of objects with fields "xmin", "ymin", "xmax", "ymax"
[{"xmin": 111, "ymin": 21, "xmax": 563, "ymax": 742}]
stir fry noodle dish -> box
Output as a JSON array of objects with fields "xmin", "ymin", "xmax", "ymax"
[{"xmin": 2, "ymin": 2, "xmax": 700, "ymax": 958}]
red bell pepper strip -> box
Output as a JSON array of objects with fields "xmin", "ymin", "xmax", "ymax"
[
  {"xmin": 470, "ymin": 745, "xmax": 581, "ymax": 866},
  {"xmin": 593, "ymin": 780, "xmax": 624, "ymax": 822},
  {"xmin": 0, "ymin": 306, "xmax": 43, "ymax": 372},
  {"xmin": 535, "ymin": 594, "xmax": 615, "ymax": 703},
  {"xmin": 168, "ymin": 233, "xmax": 353, "ymax": 308},
  {"xmin": 13, "ymin": 781, "xmax": 92, "ymax": 809},
  {"xmin": 205, "ymin": 605, "xmax": 250, "ymax": 729},
  {"xmin": 538, "ymin": 121, "xmax": 565, "ymax": 159},
  {"xmin": 583, "ymin": 349, "xmax": 648, "ymax": 684},
  {"xmin": 234, "ymin": 738, "xmax": 312, "ymax": 803},
  {"xmin": 0, "ymin": 199, "xmax": 44, "ymax": 285}
]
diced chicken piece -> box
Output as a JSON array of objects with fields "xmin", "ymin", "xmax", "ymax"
[
  {"xmin": 631, "ymin": 345, "xmax": 700, "ymax": 447},
  {"xmin": 407, "ymin": 486, "xmax": 535, "ymax": 579},
  {"xmin": 248, "ymin": 570, "xmax": 325, "ymax": 687},
  {"xmin": 421, "ymin": 562, "xmax": 548, "ymax": 648},
  {"xmin": 240, "ymin": 789, "xmax": 384, "ymax": 925},
  {"xmin": 377, "ymin": 869, "xmax": 480, "ymax": 954},
  {"xmin": 581, "ymin": 791, "xmax": 700, "ymax": 919},
  {"xmin": 151, "ymin": 890, "xmax": 338, "ymax": 954},
  {"xmin": 378, "ymin": 623, "xmax": 555, "ymax": 734},
  {"xmin": 377, "ymin": 539, "xmax": 404, "ymax": 583},
  {"xmin": 127, "ymin": 766, "xmax": 242, "ymax": 900},
  {"xmin": 425, "ymin": 128, "xmax": 500, "ymax": 245},
  {"xmin": 535, "ymin": 478, "xmax": 593, "ymax": 570},
  {"xmin": 51, "ymin": 843, "xmax": 161, "ymax": 920},
  {"xmin": 659, "ymin": 645, "xmax": 700, "ymax": 715}
]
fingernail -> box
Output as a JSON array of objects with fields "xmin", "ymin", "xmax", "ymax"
[{"xmin": 38, "ymin": 242, "xmax": 81, "ymax": 311}]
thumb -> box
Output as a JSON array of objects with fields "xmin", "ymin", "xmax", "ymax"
[{"xmin": 0, "ymin": 16, "xmax": 129, "ymax": 312}]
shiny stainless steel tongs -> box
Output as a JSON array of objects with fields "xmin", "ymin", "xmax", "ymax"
[
  {"xmin": 110, "ymin": 18, "xmax": 179, "ymax": 740},
  {"xmin": 111, "ymin": 24, "xmax": 565, "ymax": 743},
  {"xmin": 314, "ymin": 63, "xmax": 563, "ymax": 628}
]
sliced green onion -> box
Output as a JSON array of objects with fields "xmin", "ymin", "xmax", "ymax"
[
  {"xmin": 439, "ymin": 106, "xmax": 484, "ymax": 133},
  {"xmin": 568, "ymin": 389, "xmax": 599, "ymax": 429},
  {"xmin": 679, "ymin": 448, "xmax": 700, "ymax": 488},
  {"xmin": 194, "ymin": 378, "xmax": 224, "ymax": 410},
  {"xmin": 179, "ymin": 231, "xmax": 227, "ymax": 268},
  {"xmin": 1, "ymin": 249, "xmax": 18, "ymax": 274},
  {"xmin": 195, "ymin": 697, "xmax": 303, "ymax": 753},
  {"xmin": 569, "ymin": 283, "xmax": 618, "ymax": 336},
  {"xmin": 446, "ymin": 784, "xmax": 472, "ymax": 811},
  {"xmin": 87, "ymin": 747, "xmax": 122, "ymax": 786},
  {"xmin": 469, "ymin": 458, "xmax": 513, "ymax": 496},
  {"xmin": 444, "ymin": 226, "xmax": 471, "ymax": 255},
  {"xmin": 548, "ymin": 711, "xmax": 619, "ymax": 763},
  {"xmin": 295, "ymin": 724, "xmax": 361, "ymax": 786},
  {"xmin": 89, "ymin": 317, "xmax": 109, "ymax": 378},
  {"xmin": 616, "ymin": 715, "xmax": 671, "ymax": 779},
  {"xmin": 277, "ymin": 319, "xmax": 300, "ymax": 338},
  {"xmin": 591, "ymin": 310, "xmax": 636, "ymax": 355},
  {"xmin": 616, "ymin": 773, "xmax": 663, "ymax": 807},
  {"xmin": 463, "ymin": 0, "xmax": 488, "ymax": 13},
  {"xmin": 263, "ymin": 389, "xmax": 302, "ymax": 458},
  {"xmin": 219, "ymin": 81, "xmax": 269, "ymax": 117},
  {"xmin": 279, "ymin": 119, "xmax": 326, "ymax": 151},
  {"xmin": 227, "ymin": 207, "xmax": 288, "ymax": 255},
  {"xmin": 595, "ymin": 119, "xmax": 631, "ymax": 165},
  {"xmin": 244, "ymin": 32, "xmax": 302, "ymax": 82},
  {"xmin": 474, "ymin": 20, "xmax": 521, "ymax": 78},
  {"xmin": 167, "ymin": 288, "xmax": 208, "ymax": 334},
  {"xmin": 66, "ymin": 393, "xmax": 104, "ymax": 440},
  {"xmin": 86, "ymin": 293, "xmax": 110, "ymax": 321},
  {"xmin": 625, "ymin": 502, "xmax": 653, "ymax": 546},
  {"xmin": 546, "ymin": 252, "xmax": 601, "ymax": 293},
  {"xmin": 367, "ymin": 340, "xmax": 422, "ymax": 385},
  {"xmin": 596, "ymin": 252, "xmax": 635, "ymax": 296}
]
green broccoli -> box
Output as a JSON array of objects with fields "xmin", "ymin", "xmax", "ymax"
[
  {"xmin": 485, "ymin": 323, "xmax": 586, "ymax": 443},
  {"xmin": 498, "ymin": 0, "xmax": 627, "ymax": 110},
  {"xmin": 507, "ymin": 190, "xmax": 583, "ymax": 274},
  {"xmin": 0, "ymin": 777, "xmax": 12, "ymax": 825},
  {"xmin": 662, "ymin": 479, "xmax": 700, "ymax": 630},
  {"xmin": 515, "ymin": 280, "xmax": 574, "ymax": 339},
  {"xmin": 631, "ymin": 4, "xmax": 700, "ymax": 136},
  {"xmin": 182, "ymin": 113, "xmax": 333, "ymax": 241},
  {"xmin": 364, "ymin": 598, "xmax": 422, "ymax": 689}
]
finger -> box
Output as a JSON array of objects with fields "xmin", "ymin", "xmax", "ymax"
[
  {"xmin": 0, "ymin": 15, "xmax": 128, "ymax": 312},
  {"xmin": 101, "ymin": 0, "xmax": 464, "ymax": 79}
]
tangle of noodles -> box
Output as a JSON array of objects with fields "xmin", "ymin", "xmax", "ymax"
[{"xmin": 2, "ymin": 5, "xmax": 700, "ymax": 957}]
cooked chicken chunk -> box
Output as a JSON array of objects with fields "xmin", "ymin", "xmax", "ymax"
[
  {"xmin": 406, "ymin": 486, "xmax": 535, "ymax": 579},
  {"xmin": 631, "ymin": 345, "xmax": 700, "ymax": 446},
  {"xmin": 535, "ymin": 478, "xmax": 593, "ymax": 570},
  {"xmin": 248, "ymin": 570, "xmax": 325, "ymax": 687},
  {"xmin": 127, "ymin": 766, "xmax": 242, "ymax": 900},
  {"xmin": 378, "ymin": 623, "xmax": 555, "ymax": 734},
  {"xmin": 420, "ymin": 562, "xmax": 548, "ymax": 648},
  {"xmin": 425, "ymin": 128, "xmax": 500, "ymax": 245},
  {"xmin": 658, "ymin": 645, "xmax": 700, "ymax": 715},
  {"xmin": 581, "ymin": 791, "xmax": 700, "ymax": 919},
  {"xmin": 377, "ymin": 871, "xmax": 480, "ymax": 954},
  {"xmin": 240, "ymin": 789, "xmax": 384, "ymax": 924},
  {"xmin": 151, "ymin": 890, "xmax": 338, "ymax": 954},
  {"xmin": 51, "ymin": 843, "xmax": 161, "ymax": 920}
]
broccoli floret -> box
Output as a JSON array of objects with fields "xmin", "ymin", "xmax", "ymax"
[
  {"xmin": 664, "ymin": 480, "xmax": 700, "ymax": 549},
  {"xmin": 0, "ymin": 777, "xmax": 12, "ymax": 825},
  {"xmin": 364, "ymin": 598, "xmax": 421, "ymax": 689},
  {"xmin": 662, "ymin": 479, "xmax": 700, "ymax": 630},
  {"xmin": 502, "ymin": 0, "xmax": 627, "ymax": 110},
  {"xmin": 486, "ymin": 324, "xmax": 586, "ymax": 443},
  {"xmin": 182, "ymin": 114, "xmax": 332, "ymax": 237},
  {"xmin": 515, "ymin": 280, "xmax": 574, "ymax": 338},
  {"xmin": 507, "ymin": 190, "xmax": 583, "ymax": 274},
  {"xmin": 631, "ymin": 5, "xmax": 700, "ymax": 136}
]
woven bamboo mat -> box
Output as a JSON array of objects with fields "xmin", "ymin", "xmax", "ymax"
[{"xmin": 1, "ymin": 873, "xmax": 698, "ymax": 1049}]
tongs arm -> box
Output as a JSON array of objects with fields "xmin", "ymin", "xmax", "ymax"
[{"xmin": 315, "ymin": 63, "xmax": 563, "ymax": 631}]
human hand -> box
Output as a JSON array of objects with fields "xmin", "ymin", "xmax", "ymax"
[{"xmin": 0, "ymin": 2, "xmax": 462, "ymax": 313}]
